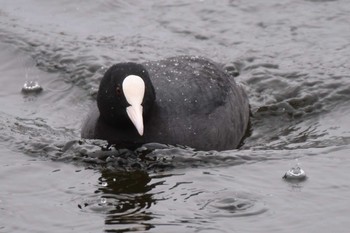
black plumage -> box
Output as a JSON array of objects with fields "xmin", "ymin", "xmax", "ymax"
[{"xmin": 81, "ymin": 56, "xmax": 250, "ymax": 151}]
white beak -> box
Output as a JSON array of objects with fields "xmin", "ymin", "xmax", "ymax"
[
  {"xmin": 126, "ymin": 105, "xmax": 144, "ymax": 136},
  {"xmin": 122, "ymin": 75, "xmax": 145, "ymax": 136}
]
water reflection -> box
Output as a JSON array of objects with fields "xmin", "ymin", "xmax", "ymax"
[{"xmin": 95, "ymin": 170, "xmax": 161, "ymax": 232}]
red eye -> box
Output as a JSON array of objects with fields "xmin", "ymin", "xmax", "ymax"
[{"xmin": 116, "ymin": 86, "xmax": 122, "ymax": 96}]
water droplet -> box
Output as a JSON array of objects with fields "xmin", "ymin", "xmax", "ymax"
[
  {"xmin": 283, "ymin": 163, "xmax": 307, "ymax": 181},
  {"xmin": 101, "ymin": 182, "xmax": 108, "ymax": 187},
  {"xmin": 21, "ymin": 80, "xmax": 43, "ymax": 94},
  {"xmin": 101, "ymin": 198, "xmax": 107, "ymax": 204}
]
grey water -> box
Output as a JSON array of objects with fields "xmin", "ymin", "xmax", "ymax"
[{"xmin": 1, "ymin": 0, "xmax": 350, "ymax": 232}]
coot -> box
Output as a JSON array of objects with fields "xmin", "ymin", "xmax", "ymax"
[{"xmin": 81, "ymin": 56, "xmax": 250, "ymax": 151}]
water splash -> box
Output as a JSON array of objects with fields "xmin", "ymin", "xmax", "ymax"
[
  {"xmin": 283, "ymin": 159, "xmax": 307, "ymax": 181},
  {"xmin": 21, "ymin": 80, "xmax": 43, "ymax": 94}
]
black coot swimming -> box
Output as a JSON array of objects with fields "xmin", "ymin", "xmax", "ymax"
[{"xmin": 81, "ymin": 56, "xmax": 250, "ymax": 151}]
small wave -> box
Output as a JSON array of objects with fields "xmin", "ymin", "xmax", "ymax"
[
  {"xmin": 207, "ymin": 195, "xmax": 268, "ymax": 217},
  {"xmin": 239, "ymin": 60, "xmax": 350, "ymax": 150}
]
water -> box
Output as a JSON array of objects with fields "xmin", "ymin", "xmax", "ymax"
[{"xmin": 1, "ymin": 0, "xmax": 350, "ymax": 232}]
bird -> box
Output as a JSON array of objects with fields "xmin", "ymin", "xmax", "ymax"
[{"xmin": 81, "ymin": 55, "xmax": 250, "ymax": 151}]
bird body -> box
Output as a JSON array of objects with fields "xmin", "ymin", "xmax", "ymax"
[{"xmin": 81, "ymin": 56, "xmax": 250, "ymax": 151}]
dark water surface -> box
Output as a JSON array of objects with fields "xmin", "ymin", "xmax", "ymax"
[{"xmin": 1, "ymin": 0, "xmax": 350, "ymax": 232}]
